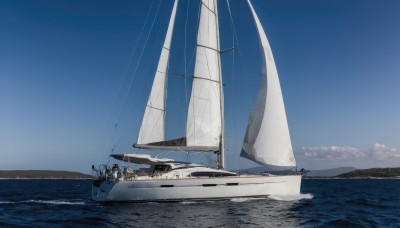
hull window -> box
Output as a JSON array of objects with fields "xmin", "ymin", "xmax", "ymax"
[
  {"xmin": 160, "ymin": 185, "xmax": 174, "ymax": 188},
  {"xmin": 202, "ymin": 184, "xmax": 217, "ymax": 187}
]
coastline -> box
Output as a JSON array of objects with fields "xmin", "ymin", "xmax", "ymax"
[
  {"xmin": 0, "ymin": 170, "xmax": 94, "ymax": 179},
  {"xmin": 303, "ymin": 176, "xmax": 400, "ymax": 180}
]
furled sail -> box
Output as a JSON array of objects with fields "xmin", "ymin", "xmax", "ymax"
[
  {"xmin": 241, "ymin": 0, "xmax": 296, "ymax": 167},
  {"xmin": 136, "ymin": 0, "xmax": 178, "ymax": 145},
  {"xmin": 186, "ymin": 0, "xmax": 223, "ymax": 148}
]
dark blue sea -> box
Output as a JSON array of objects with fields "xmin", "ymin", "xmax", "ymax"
[{"xmin": 1, "ymin": 179, "xmax": 399, "ymax": 227}]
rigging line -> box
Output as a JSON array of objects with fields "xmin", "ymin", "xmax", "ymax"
[
  {"xmin": 156, "ymin": 150, "xmax": 176, "ymax": 158},
  {"xmin": 169, "ymin": 73, "xmax": 191, "ymax": 78},
  {"xmin": 220, "ymin": 47, "xmax": 234, "ymax": 53},
  {"xmin": 115, "ymin": 0, "xmax": 163, "ymax": 128},
  {"xmin": 180, "ymin": 0, "xmax": 201, "ymax": 103},
  {"xmin": 184, "ymin": 0, "xmax": 190, "ymax": 123},
  {"xmin": 226, "ymin": 0, "xmax": 238, "ymax": 165},
  {"xmin": 204, "ymin": 152, "xmax": 219, "ymax": 167},
  {"xmin": 113, "ymin": 0, "xmax": 163, "ymax": 149},
  {"xmin": 225, "ymin": 0, "xmax": 251, "ymax": 110},
  {"xmin": 102, "ymin": 0, "xmax": 156, "ymax": 157},
  {"xmin": 102, "ymin": 0, "xmax": 154, "ymax": 157},
  {"xmin": 189, "ymin": 152, "xmax": 206, "ymax": 165}
]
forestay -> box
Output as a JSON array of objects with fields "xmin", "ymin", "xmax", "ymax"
[{"xmin": 241, "ymin": 0, "xmax": 296, "ymax": 167}]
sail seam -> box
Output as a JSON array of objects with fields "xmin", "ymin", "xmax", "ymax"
[
  {"xmin": 156, "ymin": 70, "xmax": 167, "ymax": 75},
  {"xmin": 197, "ymin": 44, "xmax": 219, "ymax": 52},
  {"xmin": 146, "ymin": 104, "xmax": 165, "ymax": 111},
  {"xmin": 192, "ymin": 76, "xmax": 220, "ymax": 84},
  {"xmin": 201, "ymin": 2, "xmax": 216, "ymax": 15}
]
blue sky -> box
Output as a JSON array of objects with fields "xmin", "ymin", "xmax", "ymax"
[{"xmin": 1, "ymin": 0, "xmax": 399, "ymax": 173}]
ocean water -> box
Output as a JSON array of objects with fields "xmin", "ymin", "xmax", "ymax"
[{"xmin": 0, "ymin": 179, "xmax": 399, "ymax": 227}]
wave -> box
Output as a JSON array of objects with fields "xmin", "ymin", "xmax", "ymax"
[
  {"xmin": 27, "ymin": 200, "xmax": 85, "ymax": 205},
  {"xmin": 145, "ymin": 202, "xmax": 160, "ymax": 205},
  {"xmin": 230, "ymin": 197, "xmax": 267, "ymax": 203},
  {"xmin": 0, "ymin": 200, "xmax": 85, "ymax": 205},
  {"xmin": 268, "ymin": 193, "xmax": 313, "ymax": 201},
  {"xmin": 179, "ymin": 201, "xmax": 197, "ymax": 204},
  {"xmin": 0, "ymin": 201, "xmax": 12, "ymax": 204}
]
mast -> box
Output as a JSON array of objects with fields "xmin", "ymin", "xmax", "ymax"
[{"xmin": 215, "ymin": 1, "xmax": 225, "ymax": 169}]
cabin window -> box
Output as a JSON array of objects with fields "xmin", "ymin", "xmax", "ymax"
[{"xmin": 153, "ymin": 165, "xmax": 171, "ymax": 172}]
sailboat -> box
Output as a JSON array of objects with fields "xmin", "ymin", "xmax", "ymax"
[{"xmin": 92, "ymin": 0, "xmax": 301, "ymax": 202}]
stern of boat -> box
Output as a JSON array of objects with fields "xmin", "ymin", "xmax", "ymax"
[{"xmin": 92, "ymin": 178, "xmax": 115, "ymax": 202}]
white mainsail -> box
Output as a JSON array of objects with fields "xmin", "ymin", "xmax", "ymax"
[
  {"xmin": 186, "ymin": 0, "xmax": 223, "ymax": 148},
  {"xmin": 241, "ymin": 0, "xmax": 296, "ymax": 167},
  {"xmin": 137, "ymin": 0, "xmax": 178, "ymax": 145}
]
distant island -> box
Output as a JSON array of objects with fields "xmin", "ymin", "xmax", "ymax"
[
  {"xmin": 306, "ymin": 167, "xmax": 357, "ymax": 177},
  {"xmin": 336, "ymin": 167, "xmax": 400, "ymax": 178},
  {"xmin": 240, "ymin": 166, "xmax": 400, "ymax": 179},
  {"xmin": 0, "ymin": 170, "xmax": 94, "ymax": 179},
  {"xmin": 303, "ymin": 167, "xmax": 400, "ymax": 179}
]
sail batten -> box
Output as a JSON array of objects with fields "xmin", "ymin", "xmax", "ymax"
[
  {"xmin": 241, "ymin": 0, "xmax": 296, "ymax": 167},
  {"xmin": 137, "ymin": 0, "xmax": 178, "ymax": 145}
]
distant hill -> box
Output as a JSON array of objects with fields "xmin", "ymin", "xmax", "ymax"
[
  {"xmin": 0, "ymin": 170, "xmax": 94, "ymax": 179},
  {"xmin": 306, "ymin": 167, "xmax": 357, "ymax": 177},
  {"xmin": 337, "ymin": 167, "xmax": 400, "ymax": 178}
]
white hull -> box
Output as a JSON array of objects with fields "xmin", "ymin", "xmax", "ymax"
[{"xmin": 92, "ymin": 175, "xmax": 301, "ymax": 202}]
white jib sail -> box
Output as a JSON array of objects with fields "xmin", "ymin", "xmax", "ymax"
[
  {"xmin": 241, "ymin": 0, "xmax": 296, "ymax": 167},
  {"xmin": 186, "ymin": 0, "xmax": 222, "ymax": 148},
  {"xmin": 137, "ymin": 0, "xmax": 178, "ymax": 145}
]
